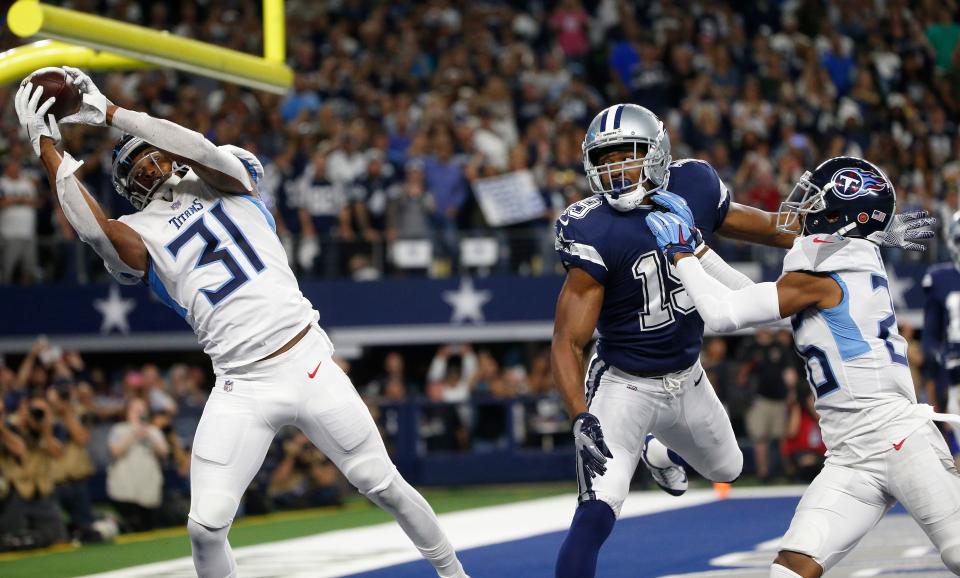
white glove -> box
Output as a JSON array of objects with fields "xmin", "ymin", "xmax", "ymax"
[
  {"xmin": 867, "ymin": 211, "xmax": 937, "ymax": 252},
  {"xmin": 15, "ymin": 82, "xmax": 61, "ymax": 156},
  {"xmin": 59, "ymin": 66, "xmax": 110, "ymax": 126}
]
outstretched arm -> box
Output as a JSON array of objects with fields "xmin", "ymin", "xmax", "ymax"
[
  {"xmin": 105, "ymin": 105, "xmax": 255, "ymax": 195},
  {"xmin": 39, "ymin": 138, "xmax": 148, "ymax": 276},
  {"xmin": 717, "ymin": 202, "xmax": 795, "ymax": 249}
]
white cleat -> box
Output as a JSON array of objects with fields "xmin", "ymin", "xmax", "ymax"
[{"xmin": 641, "ymin": 434, "xmax": 688, "ymax": 496}]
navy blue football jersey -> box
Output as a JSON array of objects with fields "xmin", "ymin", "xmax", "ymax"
[
  {"xmin": 923, "ymin": 262, "xmax": 960, "ymax": 384},
  {"xmin": 555, "ymin": 159, "xmax": 731, "ymax": 374}
]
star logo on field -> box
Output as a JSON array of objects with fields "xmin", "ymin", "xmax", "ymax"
[
  {"xmin": 94, "ymin": 285, "xmax": 136, "ymax": 334},
  {"xmin": 886, "ymin": 265, "xmax": 913, "ymax": 308},
  {"xmin": 442, "ymin": 277, "xmax": 492, "ymax": 324}
]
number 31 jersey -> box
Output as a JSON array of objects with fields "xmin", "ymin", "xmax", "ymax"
[
  {"xmin": 784, "ymin": 235, "xmax": 931, "ymax": 465},
  {"xmin": 554, "ymin": 159, "xmax": 730, "ymax": 375},
  {"xmin": 119, "ymin": 169, "xmax": 322, "ymax": 372}
]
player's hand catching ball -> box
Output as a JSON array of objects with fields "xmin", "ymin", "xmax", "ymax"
[
  {"xmin": 573, "ymin": 412, "xmax": 613, "ymax": 478},
  {"xmin": 646, "ymin": 211, "xmax": 701, "ymax": 263},
  {"xmin": 59, "ymin": 66, "xmax": 111, "ymax": 127},
  {"xmin": 14, "ymin": 83, "xmax": 60, "ymax": 156},
  {"xmin": 867, "ymin": 211, "xmax": 936, "ymax": 252}
]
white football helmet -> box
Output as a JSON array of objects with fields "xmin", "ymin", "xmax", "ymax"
[{"xmin": 582, "ymin": 104, "xmax": 672, "ymax": 212}]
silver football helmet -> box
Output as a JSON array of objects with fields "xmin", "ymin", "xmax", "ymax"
[
  {"xmin": 946, "ymin": 210, "xmax": 960, "ymax": 267},
  {"xmin": 582, "ymin": 104, "xmax": 672, "ymax": 212}
]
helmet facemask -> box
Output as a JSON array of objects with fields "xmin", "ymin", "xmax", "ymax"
[
  {"xmin": 585, "ymin": 142, "xmax": 668, "ymax": 211},
  {"xmin": 112, "ymin": 137, "xmax": 185, "ymax": 210},
  {"xmin": 777, "ymin": 171, "xmax": 828, "ymax": 235}
]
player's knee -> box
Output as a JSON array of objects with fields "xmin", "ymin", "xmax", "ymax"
[
  {"xmin": 344, "ymin": 456, "xmax": 395, "ymax": 498},
  {"xmin": 189, "ymin": 490, "xmax": 239, "ymax": 529},
  {"xmin": 187, "ymin": 518, "xmax": 228, "ymax": 550},
  {"xmin": 941, "ymin": 543, "xmax": 960, "ymax": 575},
  {"xmin": 705, "ymin": 449, "xmax": 743, "ymax": 483}
]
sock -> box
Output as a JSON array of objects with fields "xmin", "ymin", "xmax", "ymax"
[
  {"xmin": 770, "ymin": 563, "xmax": 803, "ymax": 577},
  {"xmin": 645, "ymin": 436, "xmax": 684, "ymax": 469},
  {"xmin": 367, "ymin": 475, "xmax": 466, "ymax": 577},
  {"xmin": 555, "ymin": 500, "xmax": 616, "ymax": 578}
]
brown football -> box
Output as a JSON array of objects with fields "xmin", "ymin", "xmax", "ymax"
[{"xmin": 21, "ymin": 67, "xmax": 82, "ymax": 120}]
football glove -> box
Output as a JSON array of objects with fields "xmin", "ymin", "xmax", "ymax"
[
  {"xmin": 573, "ymin": 412, "xmax": 613, "ymax": 478},
  {"xmin": 649, "ymin": 190, "xmax": 695, "ymax": 228},
  {"xmin": 15, "ymin": 82, "xmax": 60, "ymax": 156},
  {"xmin": 59, "ymin": 66, "xmax": 110, "ymax": 127},
  {"xmin": 867, "ymin": 211, "xmax": 936, "ymax": 252},
  {"xmin": 646, "ymin": 211, "xmax": 700, "ymax": 262}
]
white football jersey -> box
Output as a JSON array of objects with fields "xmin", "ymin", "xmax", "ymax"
[
  {"xmin": 783, "ymin": 235, "xmax": 932, "ymax": 465},
  {"xmin": 119, "ymin": 168, "xmax": 324, "ymax": 372}
]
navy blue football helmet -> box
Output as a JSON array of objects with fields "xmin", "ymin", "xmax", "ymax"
[
  {"xmin": 111, "ymin": 134, "xmax": 185, "ymax": 210},
  {"xmin": 777, "ymin": 156, "xmax": 896, "ymax": 239}
]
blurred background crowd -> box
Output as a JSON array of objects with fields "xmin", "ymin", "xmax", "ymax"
[
  {"xmin": 0, "ymin": 0, "xmax": 956, "ymax": 554},
  {"xmin": 1, "ymin": 0, "xmax": 959, "ymax": 283}
]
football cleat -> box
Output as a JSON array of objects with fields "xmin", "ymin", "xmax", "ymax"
[{"xmin": 641, "ymin": 434, "xmax": 688, "ymax": 496}]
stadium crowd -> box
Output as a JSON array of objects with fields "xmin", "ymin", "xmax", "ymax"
[{"xmin": 0, "ymin": 0, "xmax": 959, "ymax": 283}]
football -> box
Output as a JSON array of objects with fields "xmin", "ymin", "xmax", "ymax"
[{"xmin": 21, "ymin": 67, "xmax": 82, "ymax": 120}]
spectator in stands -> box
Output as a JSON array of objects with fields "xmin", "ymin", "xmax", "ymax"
[
  {"xmin": 386, "ymin": 163, "xmax": 433, "ymax": 242},
  {"xmin": 427, "ymin": 344, "xmax": 477, "ymax": 403},
  {"xmin": 150, "ymin": 411, "xmax": 190, "ymax": 526},
  {"xmin": 350, "ymin": 150, "xmax": 397, "ymax": 243},
  {"xmin": 422, "ymin": 130, "xmax": 467, "ymax": 262},
  {"xmin": 780, "ymin": 387, "xmax": 826, "ymax": 483},
  {"xmin": 297, "ymin": 148, "xmax": 352, "ymax": 276},
  {"xmin": 740, "ymin": 328, "xmax": 797, "ymax": 482},
  {"xmin": 106, "ymin": 397, "xmax": 168, "ymax": 532},
  {"xmin": 365, "ymin": 351, "xmax": 414, "ymax": 400},
  {"xmin": 0, "ymin": 394, "xmax": 67, "ymax": 548},
  {"xmin": 0, "ymin": 151, "xmax": 41, "ymax": 284},
  {"xmin": 420, "ymin": 381, "xmax": 468, "ymax": 452},
  {"xmin": 47, "ymin": 377, "xmax": 98, "ymax": 542},
  {"xmin": 268, "ymin": 431, "xmax": 342, "ymax": 510},
  {"xmin": 701, "ymin": 337, "xmax": 748, "ymax": 436}
]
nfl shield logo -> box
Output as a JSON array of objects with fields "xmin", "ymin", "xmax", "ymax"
[{"xmin": 224, "ymin": 380, "xmax": 234, "ymax": 392}]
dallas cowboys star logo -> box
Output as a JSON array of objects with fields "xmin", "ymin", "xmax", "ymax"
[
  {"xmin": 93, "ymin": 284, "xmax": 137, "ymax": 334},
  {"xmin": 442, "ymin": 277, "xmax": 492, "ymax": 324}
]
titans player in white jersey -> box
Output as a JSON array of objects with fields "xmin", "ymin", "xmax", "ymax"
[
  {"xmin": 647, "ymin": 156, "xmax": 958, "ymax": 577},
  {"xmin": 14, "ymin": 71, "xmax": 469, "ymax": 578}
]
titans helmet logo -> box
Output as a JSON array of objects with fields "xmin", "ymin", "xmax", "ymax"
[{"xmin": 830, "ymin": 168, "xmax": 886, "ymax": 200}]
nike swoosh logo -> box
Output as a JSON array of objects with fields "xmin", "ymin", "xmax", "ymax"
[
  {"xmin": 893, "ymin": 437, "xmax": 908, "ymax": 451},
  {"xmin": 308, "ymin": 361, "xmax": 322, "ymax": 379},
  {"xmin": 693, "ymin": 371, "xmax": 704, "ymax": 386},
  {"xmin": 813, "ymin": 238, "xmax": 833, "ymax": 244}
]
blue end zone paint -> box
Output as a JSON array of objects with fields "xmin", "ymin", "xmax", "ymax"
[{"xmin": 345, "ymin": 496, "xmax": 803, "ymax": 578}]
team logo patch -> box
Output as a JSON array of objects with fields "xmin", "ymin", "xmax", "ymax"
[
  {"xmin": 224, "ymin": 380, "xmax": 234, "ymax": 392},
  {"xmin": 831, "ymin": 168, "xmax": 886, "ymax": 200},
  {"xmin": 170, "ymin": 200, "xmax": 181, "ymax": 210},
  {"xmin": 857, "ymin": 212, "xmax": 870, "ymax": 224},
  {"xmin": 872, "ymin": 210, "xmax": 887, "ymax": 222}
]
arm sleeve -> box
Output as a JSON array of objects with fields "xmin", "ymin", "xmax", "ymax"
[
  {"xmin": 675, "ymin": 256, "xmax": 782, "ymax": 333},
  {"xmin": 696, "ymin": 246, "xmax": 753, "ymax": 289},
  {"xmin": 56, "ymin": 153, "xmax": 144, "ymax": 282},
  {"xmin": 111, "ymin": 108, "xmax": 254, "ymax": 191}
]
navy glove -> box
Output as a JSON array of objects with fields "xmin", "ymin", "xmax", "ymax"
[
  {"xmin": 646, "ymin": 211, "xmax": 700, "ymax": 262},
  {"xmin": 649, "ymin": 190, "xmax": 695, "ymax": 228},
  {"xmin": 573, "ymin": 412, "xmax": 613, "ymax": 478}
]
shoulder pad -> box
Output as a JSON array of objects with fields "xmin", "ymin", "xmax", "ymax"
[{"xmin": 782, "ymin": 235, "xmax": 880, "ymax": 274}]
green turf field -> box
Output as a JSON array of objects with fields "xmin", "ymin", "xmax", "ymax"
[{"xmin": 0, "ymin": 483, "xmax": 574, "ymax": 578}]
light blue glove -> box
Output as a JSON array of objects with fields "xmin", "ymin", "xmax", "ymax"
[
  {"xmin": 649, "ymin": 190, "xmax": 695, "ymax": 228},
  {"xmin": 646, "ymin": 211, "xmax": 700, "ymax": 262}
]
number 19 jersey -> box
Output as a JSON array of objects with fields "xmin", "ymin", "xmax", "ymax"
[
  {"xmin": 784, "ymin": 235, "xmax": 931, "ymax": 465},
  {"xmin": 119, "ymin": 169, "xmax": 322, "ymax": 372}
]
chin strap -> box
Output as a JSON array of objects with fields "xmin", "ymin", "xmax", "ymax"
[{"xmin": 57, "ymin": 152, "xmax": 144, "ymax": 284}]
